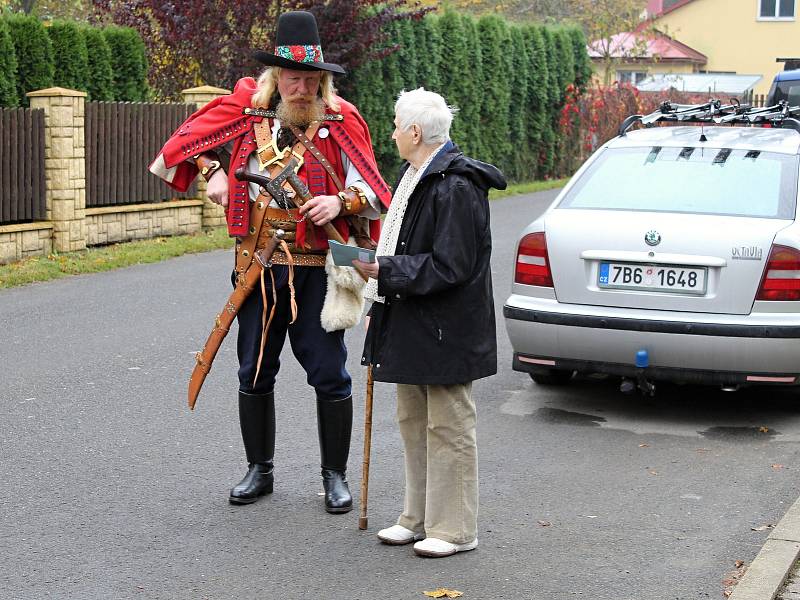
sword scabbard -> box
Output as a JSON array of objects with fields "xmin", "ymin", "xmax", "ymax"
[{"xmin": 187, "ymin": 231, "xmax": 285, "ymax": 410}]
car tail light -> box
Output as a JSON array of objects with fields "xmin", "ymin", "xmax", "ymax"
[
  {"xmin": 515, "ymin": 232, "xmax": 553, "ymax": 287},
  {"xmin": 756, "ymin": 244, "xmax": 800, "ymax": 301}
]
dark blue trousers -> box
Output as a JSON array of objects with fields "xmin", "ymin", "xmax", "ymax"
[{"xmin": 234, "ymin": 265, "xmax": 352, "ymax": 400}]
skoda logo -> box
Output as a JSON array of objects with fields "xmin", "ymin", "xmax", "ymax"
[{"xmin": 644, "ymin": 230, "xmax": 661, "ymax": 246}]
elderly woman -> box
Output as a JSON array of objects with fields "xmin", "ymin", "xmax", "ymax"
[{"xmin": 354, "ymin": 88, "xmax": 506, "ymax": 558}]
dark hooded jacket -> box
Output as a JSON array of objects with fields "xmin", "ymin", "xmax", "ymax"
[{"xmin": 361, "ymin": 142, "xmax": 507, "ymax": 385}]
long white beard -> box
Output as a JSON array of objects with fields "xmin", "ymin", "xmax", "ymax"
[{"xmin": 276, "ymin": 98, "xmax": 325, "ymax": 127}]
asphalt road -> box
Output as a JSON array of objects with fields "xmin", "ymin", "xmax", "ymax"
[{"xmin": 2, "ymin": 189, "xmax": 800, "ymax": 600}]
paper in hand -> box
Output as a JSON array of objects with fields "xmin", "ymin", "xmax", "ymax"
[{"xmin": 328, "ymin": 239, "xmax": 376, "ymax": 267}]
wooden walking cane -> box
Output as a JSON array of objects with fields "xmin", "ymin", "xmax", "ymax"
[{"xmin": 359, "ymin": 365, "xmax": 375, "ymax": 530}]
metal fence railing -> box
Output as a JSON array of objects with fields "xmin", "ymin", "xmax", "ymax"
[{"xmin": 0, "ymin": 107, "xmax": 46, "ymax": 225}]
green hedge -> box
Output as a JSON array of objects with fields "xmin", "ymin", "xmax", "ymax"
[
  {"xmin": 5, "ymin": 13, "xmax": 53, "ymax": 107},
  {"xmin": 345, "ymin": 12, "xmax": 590, "ymax": 183},
  {"xmin": 435, "ymin": 11, "xmax": 467, "ymax": 158},
  {"xmin": 48, "ymin": 20, "xmax": 89, "ymax": 94},
  {"xmin": 478, "ymin": 15, "xmax": 512, "ymax": 168},
  {"xmin": 570, "ymin": 27, "xmax": 593, "ymax": 89},
  {"xmin": 0, "ymin": 18, "xmax": 18, "ymax": 107},
  {"xmin": 82, "ymin": 26, "xmax": 114, "ymax": 101},
  {"xmin": 103, "ymin": 25, "xmax": 149, "ymax": 102},
  {"xmin": 0, "ymin": 16, "xmax": 149, "ymax": 107}
]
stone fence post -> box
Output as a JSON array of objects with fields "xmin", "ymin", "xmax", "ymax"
[
  {"xmin": 181, "ymin": 85, "xmax": 231, "ymax": 229},
  {"xmin": 27, "ymin": 87, "xmax": 87, "ymax": 253}
]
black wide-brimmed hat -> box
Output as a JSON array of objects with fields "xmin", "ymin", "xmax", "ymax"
[{"xmin": 253, "ymin": 11, "xmax": 346, "ymax": 75}]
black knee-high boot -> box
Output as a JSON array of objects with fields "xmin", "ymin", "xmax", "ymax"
[
  {"xmin": 317, "ymin": 395, "xmax": 353, "ymax": 514},
  {"xmin": 230, "ymin": 390, "xmax": 275, "ymax": 504}
]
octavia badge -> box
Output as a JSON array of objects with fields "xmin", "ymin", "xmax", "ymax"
[{"xmin": 644, "ymin": 230, "xmax": 661, "ymax": 246}]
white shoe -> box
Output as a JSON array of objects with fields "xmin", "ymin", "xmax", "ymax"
[
  {"xmin": 413, "ymin": 537, "xmax": 478, "ymax": 557},
  {"xmin": 377, "ymin": 525, "xmax": 424, "ymax": 545}
]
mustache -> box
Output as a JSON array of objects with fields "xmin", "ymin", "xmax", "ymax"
[
  {"xmin": 286, "ymin": 95, "xmax": 315, "ymax": 103},
  {"xmin": 275, "ymin": 97, "xmax": 325, "ymax": 127}
]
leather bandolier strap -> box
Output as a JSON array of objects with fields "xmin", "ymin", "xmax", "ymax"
[
  {"xmin": 233, "ymin": 120, "xmax": 325, "ymax": 275},
  {"xmin": 288, "ymin": 123, "xmax": 373, "ymax": 245},
  {"xmin": 289, "ymin": 124, "xmax": 345, "ymax": 190}
]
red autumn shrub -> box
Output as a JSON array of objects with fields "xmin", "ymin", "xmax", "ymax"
[{"xmin": 561, "ymin": 82, "xmax": 719, "ymax": 165}]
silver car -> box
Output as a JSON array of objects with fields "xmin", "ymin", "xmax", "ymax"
[{"xmin": 504, "ymin": 109, "xmax": 800, "ymax": 392}]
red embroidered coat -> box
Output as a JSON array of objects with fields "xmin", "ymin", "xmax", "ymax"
[{"xmin": 149, "ymin": 77, "xmax": 390, "ymax": 245}]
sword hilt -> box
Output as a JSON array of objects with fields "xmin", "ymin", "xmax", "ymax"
[
  {"xmin": 235, "ymin": 158, "xmax": 299, "ymax": 204},
  {"xmin": 234, "ymin": 168, "xmax": 272, "ymax": 189}
]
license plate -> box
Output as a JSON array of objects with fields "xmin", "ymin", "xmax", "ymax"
[{"xmin": 598, "ymin": 262, "xmax": 707, "ymax": 295}]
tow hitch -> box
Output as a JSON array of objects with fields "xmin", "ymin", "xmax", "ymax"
[{"xmin": 620, "ymin": 350, "xmax": 656, "ymax": 397}]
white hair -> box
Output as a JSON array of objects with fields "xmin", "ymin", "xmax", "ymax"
[{"xmin": 394, "ymin": 88, "xmax": 457, "ymax": 145}]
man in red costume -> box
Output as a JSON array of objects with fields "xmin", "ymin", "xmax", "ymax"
[{"xmin": 150, "ymin": 11, "xmax": 390, "ymax": 513}]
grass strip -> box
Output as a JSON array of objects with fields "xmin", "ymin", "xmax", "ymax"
[
  {"xmin": 0, "ymin": 227, "xmax": 233, "ymax": 289},
  {"xmin": 489, "ymin": 177, "xmax": 569, "ymax": 200},
  {"xmin": 0, "ymin": 179, "xmax": 568, "ymax": 289}
]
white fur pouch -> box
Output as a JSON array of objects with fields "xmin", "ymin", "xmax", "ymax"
[{"xmin": 320, "ymin": 238, "xmax": 367, "ymax": 332}]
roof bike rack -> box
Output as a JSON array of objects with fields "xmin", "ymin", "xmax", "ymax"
[{"xmin": 619, "ymin": 99, "xmax": 800, "ymax": 136}]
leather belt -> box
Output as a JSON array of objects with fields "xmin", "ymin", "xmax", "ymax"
[
  {"xmin": 259, "ymin": 206, "xmax": 326, "ymax": 266},
  {"xmin": 263, "ymin": 206, "xmax": 303, "ymax": 232},
  {"xmin": 270, "ymin": 250, "xmax": 326, "ymax": 267}
]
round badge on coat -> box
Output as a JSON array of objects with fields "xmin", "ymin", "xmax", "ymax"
[{"xmin": 318, "ymin": 127, "xmax": 329, "ymax": 139}]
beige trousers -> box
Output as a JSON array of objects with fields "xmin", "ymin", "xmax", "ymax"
[{"xmin": 395, "ymin": 382, "xmax": 478, "ymax": 544}]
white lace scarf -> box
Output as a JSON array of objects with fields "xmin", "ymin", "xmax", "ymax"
[{"xmin": 364, "ymin": 143, "xmax": 445, "ymax": 303}]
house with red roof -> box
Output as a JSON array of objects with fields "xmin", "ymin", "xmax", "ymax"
[
  {"xmin": 588, "ymin": 28, "xmax": 707, "ymax": 87},
  {"xmin": 591, "ymin": 0, "xmax": 798, "ymax": 96}
]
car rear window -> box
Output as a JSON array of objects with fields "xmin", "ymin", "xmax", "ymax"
[
  {"xmin": 773, "ymin": 81, "xmax": 800, "ymax": 106},
  {"xmin": 559, "ymin": 146, "xmax": 799, "ymax": 219}
]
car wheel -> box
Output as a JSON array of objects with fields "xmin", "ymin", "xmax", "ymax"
[{"xmin": 530, "ymin": 369, "xmax": 575, "ymax": 385}]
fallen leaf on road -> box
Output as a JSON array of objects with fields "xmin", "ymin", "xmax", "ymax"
[
  {"xmin": 639, "ymin": 443, "xmax": 650, "ymax": 448},
  {"xmin": 722, "ymin": 559, "xmax": 748, "ymax": 597},
  {"xmin": 537, "ymin": 520, "xmax": 552, "ymax": 527},
  {"xmin": 759, "ymin": 426, "xmax": 770, "ymax": 433},
  {"xmin": 423, "ymin": 589, "xmax": 463, "ymax": 598},
  {"xmin": 772, "ymin": 464, "xmax": 784, "ymax": 470},
  {"xmin": 696, "ymin": 448, "xmax": 709, "ymax": 453},
  {"xmin": 751, "ymin": 524, "xmax": 774, "ymax": 532},
  {"xmin": 648, "ymin": 470, "xmax": 658, "ymax": 475}
]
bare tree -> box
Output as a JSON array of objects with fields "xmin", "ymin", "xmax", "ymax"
[{"xmin": 567, "ymin": 0, "xmax": 652, "ymax": 85}]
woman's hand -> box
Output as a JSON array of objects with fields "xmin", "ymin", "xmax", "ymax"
[
  {"xmin": 352, "ymin": 258, "xmax": 379, "ymax": 279},
  {"xmin": 206, "ymin": 169, "xmax": 228, "ymax": 207}
]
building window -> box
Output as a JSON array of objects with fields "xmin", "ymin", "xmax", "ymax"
[
  {"xmin": 759, "ymin": 0, "xmax": 795, "ymax": 18},
  {"xmin": 617, "ymin": 70, "xmax": 648, "ymax": 86}
]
